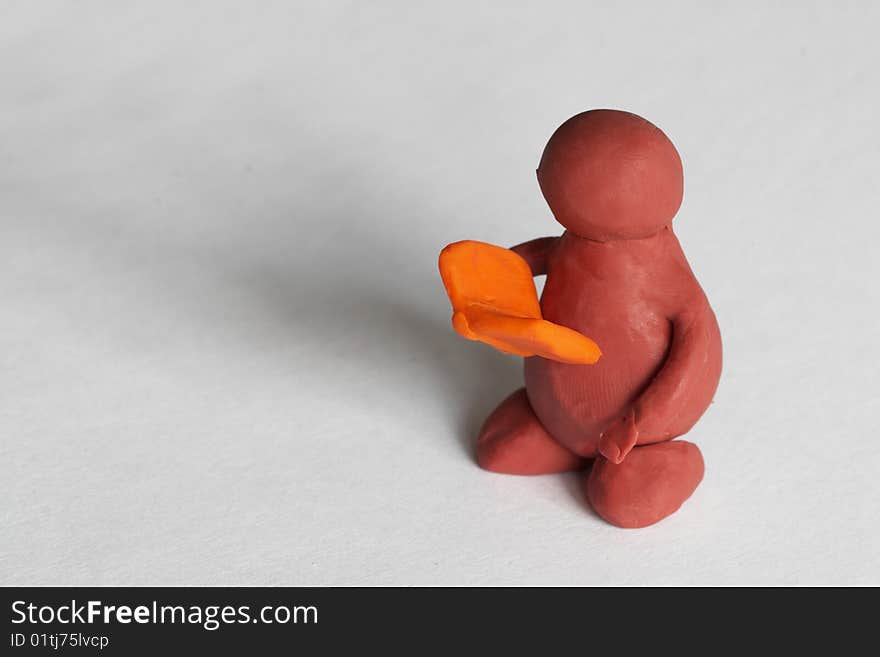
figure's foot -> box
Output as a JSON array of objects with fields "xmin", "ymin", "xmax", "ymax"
[
  {"xmin": 477, "ymin": 388, "xmax": 584, "ymax": 475},
  {"xmin": 585, "ymin": 441, "xmax": 704, "ymax": 528}
]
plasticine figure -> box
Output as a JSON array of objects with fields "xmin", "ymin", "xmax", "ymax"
[{"xmin": 439, "ymin": 109, "xmax": 721, "ymax": 528}]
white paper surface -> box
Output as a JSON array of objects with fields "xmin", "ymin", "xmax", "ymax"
[{"xmin": 2, "ymin": 1, "xmax": 878, "ymax": 585}]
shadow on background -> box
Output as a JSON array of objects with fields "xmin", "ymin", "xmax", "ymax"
[{"xmin": 9, "ymin": 156, "xmax": 525, "ymax": 459}]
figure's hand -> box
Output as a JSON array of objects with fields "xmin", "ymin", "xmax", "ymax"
[{"xmin": 598, "ymin": 410, "xmax": 639, "ymax": 464}]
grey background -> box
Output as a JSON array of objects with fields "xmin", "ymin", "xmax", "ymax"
[{"xmin": 2, "ymin": 2, "xmax": 878, "ymax": 585}]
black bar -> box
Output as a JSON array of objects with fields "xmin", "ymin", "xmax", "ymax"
[{"xmin": 0, "ymin": 587, "xmax": 871, "ymax": 653}]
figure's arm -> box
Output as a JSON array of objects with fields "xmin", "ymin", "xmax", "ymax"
[
  {"xmin": 598, "ymin": 301, "xmax": 719, "ymax": 464},
  {"xmin": 511, "ymin": 236, "xmax": 559, "ymax": 276}
]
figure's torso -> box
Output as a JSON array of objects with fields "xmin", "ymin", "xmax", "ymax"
[{"xmin": 525, "ymin": 228, "xmax": 707, "ymax": 456}]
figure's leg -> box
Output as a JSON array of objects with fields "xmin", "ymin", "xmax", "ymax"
[
  {"xmin": 585, "ymin": 441, "xmax": 704, "ymax": 528},
  {"xmin": 477, "ymin": 388, "xmax": 584, "ymax": 475}
]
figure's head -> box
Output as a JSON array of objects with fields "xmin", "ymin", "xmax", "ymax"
[{"xmin": 537, "ymin": 109, "xmax": 683, "ymax": 241}]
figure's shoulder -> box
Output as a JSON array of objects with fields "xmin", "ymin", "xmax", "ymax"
[{"xmin": 654, "ymin": 229, "xmax": 713, "ymax": 310}]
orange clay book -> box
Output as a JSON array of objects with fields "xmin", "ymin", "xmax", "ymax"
[{"xmin": 438, "ymin": 240, "xmax": 601, "ymax": 365}]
